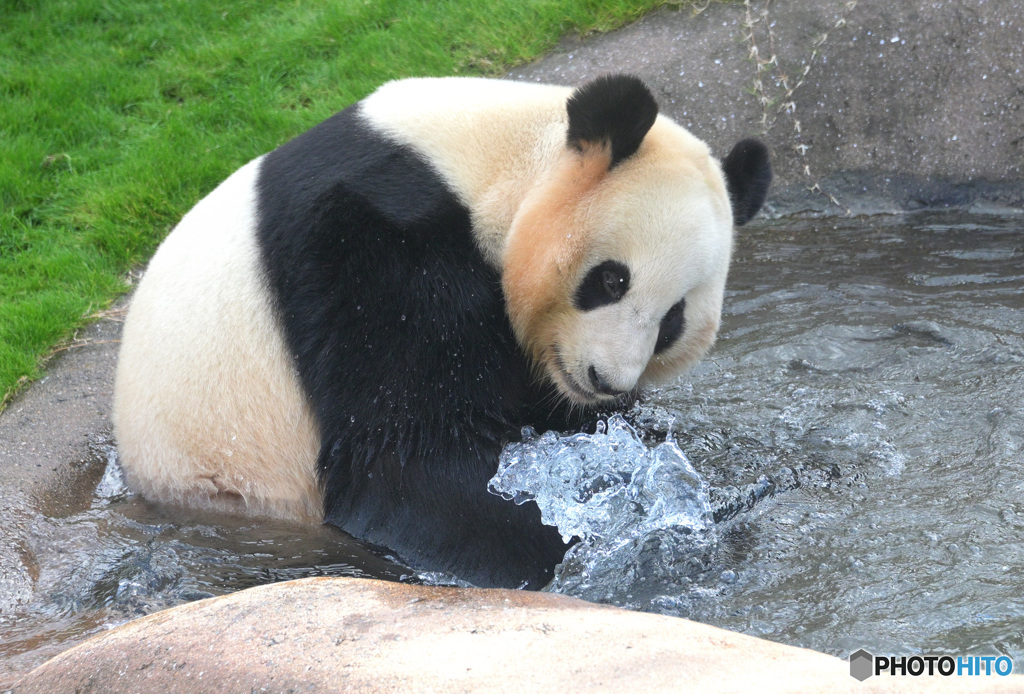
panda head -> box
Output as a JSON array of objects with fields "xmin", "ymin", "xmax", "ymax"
[{"xmin": 502, "ymin": 74, "xmax": 771, "ymax": 406}]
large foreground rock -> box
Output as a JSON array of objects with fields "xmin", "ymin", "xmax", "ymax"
[{"xmin": 14, "ymin": 577, "xmax": 1020, "ymax": 693}]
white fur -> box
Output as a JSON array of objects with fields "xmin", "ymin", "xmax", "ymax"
[
  {"xmin": 363, "ymin": 77, "xmax": 734, "ymax": 404},
  {"xmin": 113, "ymin": 158, "xmax": 321, "ymax": 522},
  {"xmin": 360, "ymin": 77, "xmax": 570, "ymax": 267},
  {"xmin": 560, "ymin": 123, "xmax": 733, "ymax": 396},
  {"xmin": 115, "ymin": 77, "xmax": 736, "ymax": 523}
]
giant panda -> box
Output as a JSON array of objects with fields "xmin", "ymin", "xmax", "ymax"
[{"xmin": 112, "ymin": 74, "xmax": 770, "ymax": 589}]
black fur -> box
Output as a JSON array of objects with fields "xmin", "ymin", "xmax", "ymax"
[
  {"xmin": 654, "ymin": 299, "xmax": 685, "ymax": 355},
  {"xmin": 722, "ymin": 138, "xmax": 772, "ymax": 226},
  {"xmin": 255, "ymin": 104, "xmax": 582, "ymax": 589},
  {"xmin": 574, "ymin": 260, "xmax": 630, "ymax": 311},
  {"xmin": 566, "ymin": 74, "xmax": 659, "ymax": 168}
]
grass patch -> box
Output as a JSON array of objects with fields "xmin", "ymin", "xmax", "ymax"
[{"xmin": 0, "ymin": 0, "xmax": 695, "ymax": 408}]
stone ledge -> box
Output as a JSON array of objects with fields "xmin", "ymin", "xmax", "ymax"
[{"xmin": 13, "ymin": 577, "xmax": 1020, "ymax": 693}]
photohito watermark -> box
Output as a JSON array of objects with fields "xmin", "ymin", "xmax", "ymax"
[{"xmin": 849, "ymin": 649, "xmax": 1014, "ymax": 682}]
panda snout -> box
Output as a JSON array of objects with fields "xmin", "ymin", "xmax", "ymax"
[{"xmin": 588, "ymin": 364, "xmax": 627, "ymax": 397}]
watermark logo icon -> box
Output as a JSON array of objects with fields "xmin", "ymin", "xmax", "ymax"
[
  {"xmin": 849, "ymin": 649, "xmax": 1013, "ymax": 680},
  {"xmin": 849, "ymin": 649, "xmax": 874, "ymax": 681}
]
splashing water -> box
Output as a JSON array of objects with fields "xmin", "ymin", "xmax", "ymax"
[{"xmin": 489, "ymin": 415, "xmax": 717, "ymax": 608}]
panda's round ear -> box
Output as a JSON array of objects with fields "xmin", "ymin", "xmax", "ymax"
[
  {"xmin": 722, "ymin": 138, "xmax": 772, "ymax": 226},
  {"xmin": 566, "ymin": 74, "xmax": 659, "ymax": 169}
]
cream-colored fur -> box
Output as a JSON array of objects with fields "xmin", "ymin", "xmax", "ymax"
[
  {"xmin": 113, "ymin": 158, "xmax": 321, "ymax": 522},
  {"xmin": 360, "ymin": 78, "xmax": 570, "ymax": 268},
  {"xmin": 114, "ymin": 77, "xmax": 736, "ymax": 523},
  {"xmin": 362, "ymin": 77, "xmax": 735, "ymax": 405}
]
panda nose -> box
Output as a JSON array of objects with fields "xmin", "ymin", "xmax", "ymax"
[{"xmin": 588, "ymin": 365, "xmax": 626, "ymax": 396}]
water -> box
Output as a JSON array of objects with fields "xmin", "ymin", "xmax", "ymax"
[
  {"xmin": 0, "ymin": 446, "xmax": 408, "ymax": 682},
  {"xmin": 507, "ymin": 212, "xmax": 1024, "ymax": 661},
  {"xmin": 489, "ymin": 416, "xmax": 718, "ymax": 605},
  {"xmin": 2, "ymin": 212, "xmax": 1022, "ymax": 677}
]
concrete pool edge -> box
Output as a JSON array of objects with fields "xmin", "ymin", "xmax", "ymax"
[{"xmin": 508, "ymin": 0, "xmax": 1024, "ymax": 217}]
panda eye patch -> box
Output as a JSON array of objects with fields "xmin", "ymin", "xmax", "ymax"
[
  {"xmin": 654, "ymin": 298, "xmax": 686, "ymax": 354},
  {"xmin": 574, "ymin": 260, "xmax": 630, "ymax": 311}
]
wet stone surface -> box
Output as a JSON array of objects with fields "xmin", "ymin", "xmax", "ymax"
[{"xmin": 511, "ymin": 0, "xmax": 1024, "ymax": 214}]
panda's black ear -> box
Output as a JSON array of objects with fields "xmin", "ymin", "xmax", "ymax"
[
  {"xmin": 566, "ymin": 74, "xmax": 658, "ymax": 168},
  {"xmin": 722, "ymin": 138, "xmax": 772, "ymax": 226}
]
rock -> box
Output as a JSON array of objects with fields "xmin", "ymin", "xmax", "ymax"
[
  {"xmin": 511, "ymin": 0, "xmax": 1024, "ymax": 214},
  {"xmin": 14, "ymin": 577, "xmax": 1016, "ymax": 693}
]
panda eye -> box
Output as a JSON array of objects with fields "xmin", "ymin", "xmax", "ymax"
[
  {"xmin": 574, "ymin": 260, "xmax": 630, "ymax": 311},
  {"xmin": 654, "ymin": 298, "xmax": 686, "ymax": 354}
]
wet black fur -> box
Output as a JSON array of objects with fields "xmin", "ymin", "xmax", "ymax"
[
  {"xmin": 573, "ymin": 259, "xmax": 631, "ymax": 311},
  {"xmin": 722, "ymin": 138, "xmax": 773, "ymax": 226},
  {"xmin": 566, "ymin": 74, "xmax": 659, "ymax": 168},
  {"xmin": 256, "ymin": 104, "xmax": 581, "ymax": 589}
]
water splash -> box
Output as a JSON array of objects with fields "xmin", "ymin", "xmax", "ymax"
[{"xmin": 489, "ymin": 415, "xmax": 717, "ymax": 608}]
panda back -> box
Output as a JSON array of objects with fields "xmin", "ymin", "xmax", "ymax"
[
  {"xmin": 254, "ymin": 101, "xmax": 571, "ymax": 587},
  {"xmin": 113, "ymin": 158, "xmax": 322, "ymax": 522}
]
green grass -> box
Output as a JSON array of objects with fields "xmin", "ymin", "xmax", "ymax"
[{"xmin": 0, "ymin": 0, "xmax": 693, "ymax": 408}]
